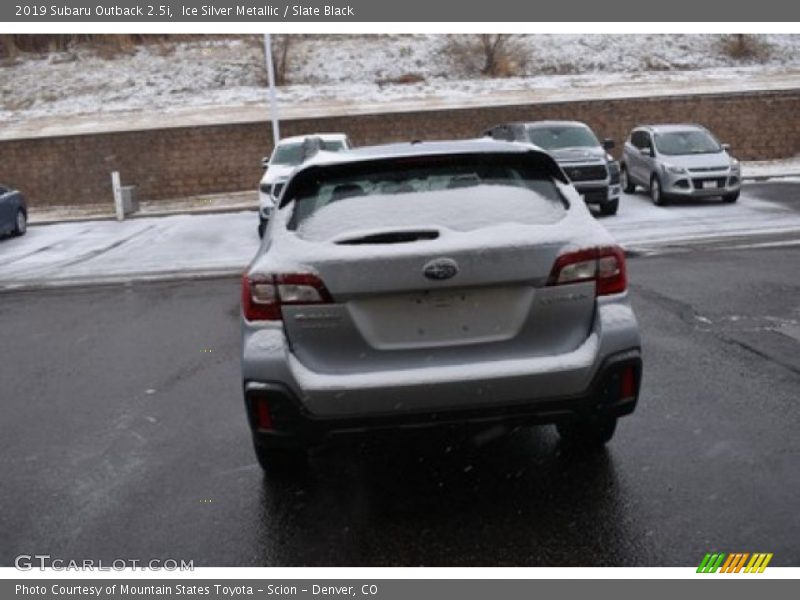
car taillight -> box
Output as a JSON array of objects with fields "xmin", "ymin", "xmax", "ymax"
[
  {"xmin": 241, "ymin": 273, "xmax": 332, "ymax": 321},
  {"xmin": 547, "ymin": 246, "xmax": 627, "ymax": 296}
]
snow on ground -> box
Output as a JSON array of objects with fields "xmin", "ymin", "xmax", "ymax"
[
  {"xmin": 743, "ymin": 156, "xmax": 800, "ymax": 178},
  {"xmin": 1, "ymin": 34, "xmax": 799, "ymax": 123},
  {"xmin": 2, "ymin": 188, "xmax": 800, "ymax": 290}
]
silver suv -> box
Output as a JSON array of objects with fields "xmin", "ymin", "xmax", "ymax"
[
  {"xmin": 484, "ymin": 121, "xmax": 622, "ymax": 215},
  {"xmin": 241, "ymin": 140, "xmax": 642, "ymax": 473},
  {"xmin": 621, "ymin": 124, "xmax": 741, "ymax": 205}
]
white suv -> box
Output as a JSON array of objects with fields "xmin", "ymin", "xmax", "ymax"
[{"xmin": 258, "ymin": 133, "xmax": 351, "ymax": 236}]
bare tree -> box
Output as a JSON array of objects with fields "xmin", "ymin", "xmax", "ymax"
[
  {"xmin": 442, "ymin": 34, "xmax": 528, "ymax": 78},
  {"xmin": 479, "ymin": 34, "xmax": 509, "ymax": 77},
  {"xmin": 271, "ymin": 35, "xmax": 293, "ymax": 85},
  {"xmin": 719, "ymin": 34, "xmax": 771, "ymax": 61},
  {"xmin": 1, "ymin": 35, "xmax": 18, "ymax": 58}
]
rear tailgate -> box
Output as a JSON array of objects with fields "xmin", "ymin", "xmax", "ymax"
[{"xmin": 271, "ymin": 153, "xmax": 601, "ymax": 375}]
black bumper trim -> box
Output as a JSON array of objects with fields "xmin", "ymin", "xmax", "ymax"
[{"xmin": 244, "ymin": 349, "xmax": 642, "ymax": 448}]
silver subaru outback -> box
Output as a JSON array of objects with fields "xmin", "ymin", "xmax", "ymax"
[
  {"xmin": 241, "ymin": 139, "xmax": 642, "ymax": 473},
  {"xmin": 621, "ymin": 124, "xmax": 742, "ymax": 205}
]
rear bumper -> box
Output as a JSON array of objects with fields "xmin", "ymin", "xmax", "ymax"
[{"xmin": 245, "ymin": 349, "xmax": 642, "ymax": 448}]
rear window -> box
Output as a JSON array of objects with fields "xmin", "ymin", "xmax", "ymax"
[{"xmin": 285, "ymin": 154, "xmax": 567, "ymax": 237}]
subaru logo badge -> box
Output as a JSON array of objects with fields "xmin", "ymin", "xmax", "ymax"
[{"xmin": 423, "ymin": 258, "xmax": 459, "ymax": 281}]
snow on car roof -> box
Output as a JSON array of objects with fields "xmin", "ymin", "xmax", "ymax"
[
  {"xmin": 276, "ymin": 133, "xmax": 349, "ymax": 145},
  {"xmin": 641, "ymin": 123, "xmax": 709, "ymax": 133},
  {"xmin": 524, "ymin": 120, "xmax": 592, "ymax": 129}
]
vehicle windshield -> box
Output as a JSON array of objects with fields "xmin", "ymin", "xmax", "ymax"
[
  {"xmin": 655, "ymin": 130, "xmax": 721, "ymax": 155},
  {"xmin": 528, "ymin": 126, "xmax": 599, "ymax": 150},
  {"xmin": 270, "ymin": 143, "xmax": 304, "ymax": 166},
  {"xmin": 286, "ymin": 154, "xmax": 566, "ymax": 234}
]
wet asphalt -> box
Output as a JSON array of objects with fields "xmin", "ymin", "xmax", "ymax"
[{"xmin": 1, "ymin": 193, "xmax": 799, "ymax": 567}]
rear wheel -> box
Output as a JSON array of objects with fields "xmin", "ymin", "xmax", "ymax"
[
  {"xmin": 650, "ymin": 175, "xmax": 667, "ymax": 206},
  {"xmin": 254, "ymin": 442, "xmax": 307, "ymax": 477},
  {"xmin": 599, "ymin": 198, "xmax": 619, "ymax": 216},
  {"xmin": 722, "ymin": 191, "xmax": 740, "ymax": 203},
  {"xmin": 557, "ymin": 416, "xmax": 617, "ymax": 448},
  {"xmin": 12, "ymin": 209, "xmax": 27, "ymax": 236},
  {"xmin": 620, "ymin": 165, "xmax": 635, "ymax": 193}
]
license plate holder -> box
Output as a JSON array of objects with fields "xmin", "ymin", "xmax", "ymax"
[{"xmin": 702, "ymin": 180, "xmax": 718, "ymax": 189}]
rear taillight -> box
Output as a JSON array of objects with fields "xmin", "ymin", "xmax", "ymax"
[
  {"xmin": 241, "ymin": 273, "xmax": 332, "ymax": 321},
  {"xmin": 547, "ymin": 246, "xmax": 627, "ymax": 296}
]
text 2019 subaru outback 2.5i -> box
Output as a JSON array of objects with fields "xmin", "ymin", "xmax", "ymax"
[
  {"xmin": 241, "ymin": 139, "xmax": 642, "ymax": 473},
  {"xmin": 484, "ymin": 121, "xmax": 622, "ymax": 215}
]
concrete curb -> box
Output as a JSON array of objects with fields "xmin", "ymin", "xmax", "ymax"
[
  {"xmin": 0, "ymin": 267, "xmax": 244, "ymax": 293},
  {"xmin": 29, "ymin": 204, "xmax": 257, "ymax": 226},
  {"xmin": 4, "ymin": 226, "xmax": 800, "ymax": 293}
]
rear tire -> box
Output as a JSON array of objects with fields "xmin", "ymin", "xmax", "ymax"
[
  {"xmin": 12, "ymin": 209, "xmax": 27, "ymax": 236},
  {"xmin": 650, "ymin": 175, "xmax": 667, "ymax": 206},
  {"xmin": 599, "ymin": 198, "xmax": 619, "ymax": 216},
  {"xmin": 254, "ymin": 442, "xmax": 307, "ymax": 477},
  {"xmin": 620, "ymin": 166, "xmax": 636, "ymax": 193},
  {"xmin": 722, "ymin": 191, "xmax": 740, "ymax": 203},
  {"xmin": 557, "ymin": 416, "xmax": 617, "ymax": 449}
]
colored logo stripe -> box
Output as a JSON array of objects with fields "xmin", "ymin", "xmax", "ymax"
[
  {"xmin": 697, "ymin": 552, "xmax": 773, "ymax": 573},
  {"xmin": 745, "ymin": 553, "xmax": 773, "ymax": 573},
  {"xmin": 697, "ymin": 553, "xmax": 726, "ymax": 573}
]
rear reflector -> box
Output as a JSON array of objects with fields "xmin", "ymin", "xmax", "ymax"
[
  {"xmin": 242, "ymin": 273, "xmax": 332, "ymax": 321},
  {"xmin": 547, "ymin": 246, "xmax": 627, "ymax": 296},
  {"xmin": 620, "ymin": 366, "xmax": 636, "ymax": 400},
  {"xmin": 253, "ymin": 397, "xmax": 273, "ymax": 430}
]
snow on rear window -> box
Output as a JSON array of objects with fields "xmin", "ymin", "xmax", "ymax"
[
  {"xmin": 288, "ymin": 156, "xmax": 566, "ymax": 241},
  {"xmin": 296, "ymin": 184, "xmax": 566, "ymax": 242}
]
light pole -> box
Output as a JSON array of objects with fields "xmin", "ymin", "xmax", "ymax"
[{"xmin": 264, "ymin": 33, "xmax": 280, "ymax": 146}]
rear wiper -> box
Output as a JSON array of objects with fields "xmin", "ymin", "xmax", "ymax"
[{"xmin": 336, "ymin": 230, "xmax": 440, "ymax": 245}]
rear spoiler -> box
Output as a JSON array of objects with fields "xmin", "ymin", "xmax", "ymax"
[{"xmin": 279, "ymin": 149, "xmax": 568, "ymax": 209}]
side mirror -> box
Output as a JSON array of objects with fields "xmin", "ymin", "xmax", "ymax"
[
  {"xmin": 603, "ymin": 138, "xmax": 615, "ymax": 151},
  {"xmin": 639, "ymin": 146, "xmax": 654, "ymax": 157},
  {"xmin": 261, "ymin": 156, "xmax": 270, "ymax": 169},
  {"xmin": 721, "ymin": 143, "xmax": 731, "ymax": 152}
]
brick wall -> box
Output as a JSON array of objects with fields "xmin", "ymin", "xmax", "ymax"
[{"xmin": 3, "ymin": 89, "xmax": 799, "ymax": 208}]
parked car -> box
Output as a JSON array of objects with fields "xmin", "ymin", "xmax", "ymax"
[
  {"xmin": 620, "ymin": 124, "xmax": 741, "ymax": 205},
  {"xmin": 241, "ymin": 139, "xmax": 642, "ymax": 474},
  {"xmin": 258, "ymin": 133, "xmax": 351, "ymax": 237},
  {"xmin": 484, "ymin": 121, "xmax": 621, "ymax": 215},
  {"xmin": 0, "ymin": 184, "xmax": 27, "ymax": 238}
]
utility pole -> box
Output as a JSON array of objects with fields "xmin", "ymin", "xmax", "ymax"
[{"xmin": 264, "ymin": 33, "xmax": 280, "ymax": 146}]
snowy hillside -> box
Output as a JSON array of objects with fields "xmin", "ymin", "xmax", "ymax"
[{"xmin": 1, "ymin": 34, "xmax": 798, "ymax": 123}]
